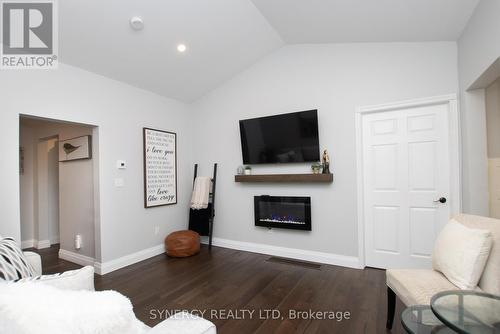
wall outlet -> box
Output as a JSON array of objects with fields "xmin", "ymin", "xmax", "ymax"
[
  {"xmin": 75, "ymin": 234, "xmax": 82, "ymax": 250},
  {"xmin": 154, "ymin": 226, "xmax": 160, "ymax": 235}
]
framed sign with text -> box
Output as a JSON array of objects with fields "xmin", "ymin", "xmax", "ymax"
[{"xmin": 143, "ymin": 128, "xmax": 177, "ymax": 208}]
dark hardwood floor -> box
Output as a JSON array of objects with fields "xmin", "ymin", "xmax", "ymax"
[{"xmin": 32, "ymin": 245, "xmax": 406, "ymax": 334}]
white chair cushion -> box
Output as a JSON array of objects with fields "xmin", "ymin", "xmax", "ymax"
[
  {"xmin": 14, "ymin": 265, "xmax": 95, "ymax": 291},
  {"xmin": 386, "ymin": 269, "xmax": 458, "ymax": 306},
  {"xmin": 432, "ymin": 220, "xmax": 493, "ymax": 290}
]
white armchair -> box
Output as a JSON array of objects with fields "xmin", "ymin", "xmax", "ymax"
[{"xmin": 385, "ymin": 214, "xmax": 500, "ymax": 329}]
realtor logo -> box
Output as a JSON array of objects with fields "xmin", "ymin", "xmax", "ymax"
[{"xmin": 1, "ymin": 0, "xmax": 58, "ymax": 69}]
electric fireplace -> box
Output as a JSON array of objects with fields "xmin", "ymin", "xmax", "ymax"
[{"xmin": 254, "ymin": 196, "xmax": 311, "ymax": 231}]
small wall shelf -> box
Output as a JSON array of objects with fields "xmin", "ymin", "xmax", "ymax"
[{"xmin": 234, "ymin": 173, "xmax": 333, "ymax": 183}]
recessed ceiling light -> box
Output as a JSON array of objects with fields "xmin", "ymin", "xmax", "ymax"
[
  {"xmin": 177, "ymin": 44, "xmax": 187, "ymax": 53},
  {"xmin": 130, "ymin": 16, "xmax": 144, "ymax": 31}
]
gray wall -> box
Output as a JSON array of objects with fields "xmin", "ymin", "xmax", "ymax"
[
  {"xmin": 19, "ymin": 129, "xmax": 35, "ymax": 244},
  {"xmin": 486, "ymin": 79, "xmax": 500, "ymax": 158},
  {"xmin": 192, "ymin": 43, "xmax": 458, "ymax": 259}
]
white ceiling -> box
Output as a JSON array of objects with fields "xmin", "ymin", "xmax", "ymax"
[
  {"xmin": 59, "ymin": 0, "xmax": 283, "ymax": 102},
  {"xmin": 251, "ymin": 0, "xmax": 480, "ymax": 43},
  {"xmin": 59, "ymin": 0, "xmax": 479, "ymax": 102}
]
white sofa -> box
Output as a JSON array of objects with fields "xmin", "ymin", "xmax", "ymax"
[
  {"xmin": 10, "ymin": 251, "xmax": 216, "ymax": 334},
  {"xmin": 385, "ymin": 214, "xmax": 500, "ymax": 329}
]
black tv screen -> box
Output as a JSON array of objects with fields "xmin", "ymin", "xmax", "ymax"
[{"xmin": 239, "ymin": 110, "xmax": 320, "ymax": 164}]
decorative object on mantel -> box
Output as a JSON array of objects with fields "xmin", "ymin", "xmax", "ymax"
[
  {"xmin": 59, "ymin": 135, "xmax": 92, "ymax": 162},
  {"xmin": 311, "ymin": 162, "xmax": 322, "ymax": 174},
  {"xmin": 322, "ymin": 149, "xmax": 331, "ymax": 174},
  {"xmin": 244, "ymin": 165, "xmax": 252, "ymax": 175},
  {"xmin": 237, "ymin": 166, "xmax": 244, "ymax": 175},
  {"xmin": 235, "ymin": 173, "xmax": 333, "ymax": 183},
  {"xmin": 143, "ymin": 128, "xmax": 177, "ymax": 208}
]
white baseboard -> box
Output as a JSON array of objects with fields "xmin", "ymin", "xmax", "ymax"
[
  {"xmin": 35, "ymin": 240, "xmax": 51, "ymax": 249},
  {"xmin": 58, "ymin": 249, "xmax": 95, "ymax": 267},
  {"xmin": 21, "ymin": 239, "xmax": 35, "ymax": 249},
  {"xmin": 51, "ymin": 236, "xmax": 60, "ymax": 244},
  {"xmin": 202, "ymin": 237, "xmax": 362, "ymax": 269},
  {"xmin": 94, "ymin": 244, "xmax": 165, "ymax": 275},
  {"xmin": 93, "ymin": 237, "xmax": 361, "ymax": 276}
]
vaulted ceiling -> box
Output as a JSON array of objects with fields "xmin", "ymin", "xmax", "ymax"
[
  {"xmin": 59, "ymin": 0, "xmax": 480, "ymax": 102},
  {"xmin": 252, "ymin": 0, "xmax": 480, "ymax": 43}
]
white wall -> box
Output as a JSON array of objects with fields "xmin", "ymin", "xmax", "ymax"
[
  {"xmin": 35, "ymin": 137, "xmax": 59, "ymax": 247},
  {"xmin": 46, "ymin": 138, "xmax": 60, "ymax": 245},
  {"xmin": 458, "ymin": 0, "xmax": 500, "ymax": 215},
  {"xmin": 1, "ymin": 64, "xmax": 193, "ymax": 265},
  {"xmin": 458, "ymin": 0, "xmax": 500, "ymax": 90},
  {"xmin": 192, "ymin": 43, "xmax": 458, "ymax": 260}
]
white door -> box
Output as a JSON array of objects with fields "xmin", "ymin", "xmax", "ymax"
[{"xmin": 362, "ymin": 103, "xmax": 451, "ymax": 269}]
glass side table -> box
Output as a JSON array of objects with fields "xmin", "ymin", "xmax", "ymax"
[
  {"xmin": 431, "ymin": 290, "xmax": 500, "ymax": 334},
  {"xmin": 401, "ymin": 305, "xmax": 455, "ymax": 334}
]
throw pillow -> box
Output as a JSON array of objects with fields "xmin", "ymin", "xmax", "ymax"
[
  {"xmin": 432, "ymin": 219, "xmax": 493, "ymax": 290},
  {"xmin": 14, "ymin": 265, "xmax": 95, "ymax": 291},
  {"xmin": 0, "ymin": 237, "xmax": 36, "ymax": 281}
]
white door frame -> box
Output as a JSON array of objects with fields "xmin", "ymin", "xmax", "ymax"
[{"xmin": 355, "ymin": 94, "xmax": 461, "ymax": 268}]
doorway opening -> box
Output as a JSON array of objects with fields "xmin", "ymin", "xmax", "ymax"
[{"xmin": 19, "ymin": 115, "xmax": 98, "ymax": 266}]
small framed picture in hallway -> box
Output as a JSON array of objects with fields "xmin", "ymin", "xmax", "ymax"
[
  {"xmin": 59, "ymin": 135, "xmax": 92, "ymax": 162},
  {"xmin": 143, "ymin": 128, "xmax": 177, "ymax": 208}
]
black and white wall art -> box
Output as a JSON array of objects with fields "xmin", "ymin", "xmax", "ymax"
[
  {"xmin": 59, "ymin": 135, "xmax": 92, "ymax": 162},
  {"xmin": 143, "ymin": 128, "xmax": 177, "ymax": 208}
]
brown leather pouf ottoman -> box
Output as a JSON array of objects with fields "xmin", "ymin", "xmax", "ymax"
[{"xmin": 165, "ymin": 230, "xmax": 200, "ymax": 257}]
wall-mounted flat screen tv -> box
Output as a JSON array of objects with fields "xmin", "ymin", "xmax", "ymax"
[{"xmin": 239, "ymin": 109, "xmax": 320, "ymax": 164}]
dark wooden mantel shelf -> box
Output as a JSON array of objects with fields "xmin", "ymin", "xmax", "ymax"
[{"xmin": 234, "ymin": 173, "xmax": 333, "ymax": 183}]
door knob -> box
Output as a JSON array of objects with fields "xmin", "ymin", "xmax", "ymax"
[{"xmin": 434, "ymin": 197, "xmax": 447, "ymax": 204}]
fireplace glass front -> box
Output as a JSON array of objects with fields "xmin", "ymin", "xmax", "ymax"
[{"xmin": 254, "ymin": 196, "xmax": 311, "ymax": 231}]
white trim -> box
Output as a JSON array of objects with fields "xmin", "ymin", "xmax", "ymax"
[
  {"xmin": 94, "ymin": 243, "xmax": 165, "ymax": 275},
  {"xmin": 355, "ymin": 112, "xmax": 366, "ymax": 268},
  {"xmin": 35, "ymin": 240, "xmax": 51, "ymax": 249},
  {"xmin": 58, "ymin": 249, "xmax": 95, "ymax": 267},
  {"xmin": 21, "ymin": 239, "xmax": 35, "ymax": 249},
  {"xmin": 355, "ymin": 94, "xmax": 461, "ymax": 269},
  {"xmin": 201, "ymin": 237, "xmax": 362, "ymax": 269},
  {"xmin": 356, "ymin": 94, "xmax": 458, "ymax": 114}
]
